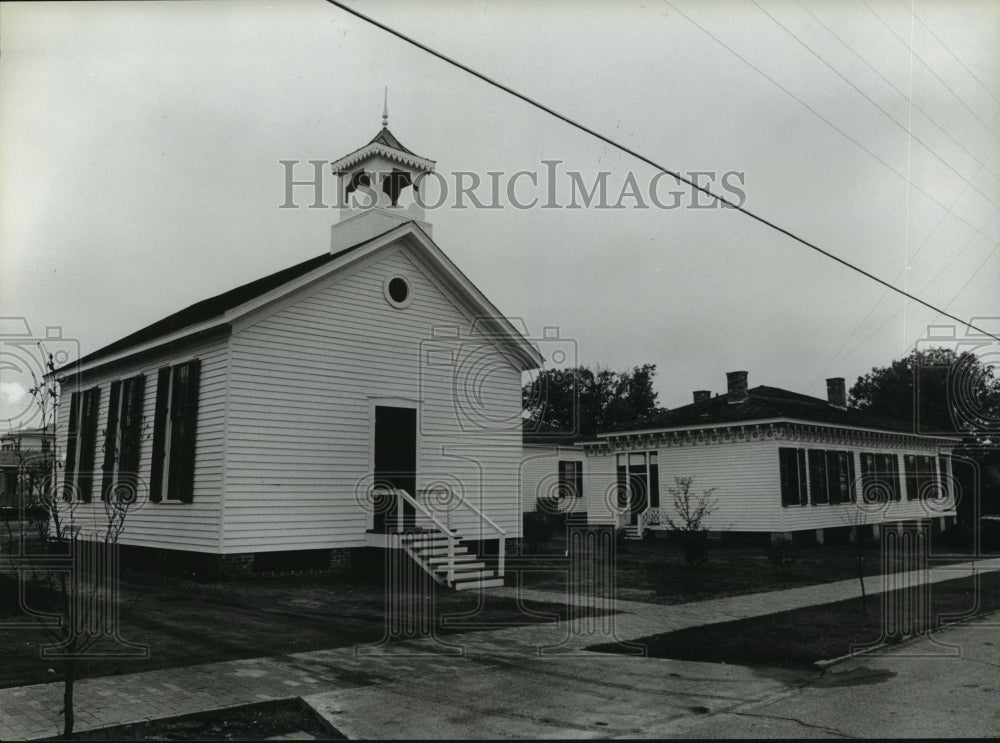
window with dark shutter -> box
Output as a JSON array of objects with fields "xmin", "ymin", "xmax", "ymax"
[
  {"xmin": 779, "ymin": 447, "xmax": 807, "ymax": 507},
  {"xmin": 76, "ymin": 386, "xmax": 101, "ymax": 503},
  {"xmin": 616, "ymin": 454, "xmax": 628, "ymax": 511},
  {"xmin": 167, "ymin": 360, "xmax": 200, "ymax": 502},
  {"xmin": 100, "ymin": 380, "xmax": 122, "ymax": 501},
  {"xmin": 149, "ymin": 367, "xmax": 171, "ymax": 503},
  {"xmin": 63, "ymin": 391, "xmax": 80, "ymax": 500},
  {"xmin": 118, "ymin": 374, "xmax": 145, "ymax": 491},
  {"xmin": 649, "ymin": 452, "xmax": 659, "ymax": 508},
  {"xmin": 809, "ymin": 450, "xmax": 829, "ymax": 505}
]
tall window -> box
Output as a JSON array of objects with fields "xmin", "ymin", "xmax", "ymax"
[
  {"xmin": 63, "ymin": 386, "xmax": 101, "ymax": 502},
  {"xmin": 557, "ymin": 460, "xmax": 583, "ymax": 499},
  {"xmin": 904, "ymin": 454, "xmax": 939, "ymax": 500},
  {"xmin": 779, "ymin": 447, "xmax": 808, "ymax": 507},
  {"xmin": 150, "ymin": 360, "xmax": 200, "ymax": 503},
  {"xmin": 616, "ymin": 451, "xmax": 660, "ymax": 515},
  {"xmin": 860, "ymin": 452, "xmax": 901, "ymax": 503},
  {"xmin": 100, "ymin": 375, "xmax": 145, "ymax": 501},
  {"xmin": 805, "ymin": 450, "xmax": 856, "ymax": 505}
]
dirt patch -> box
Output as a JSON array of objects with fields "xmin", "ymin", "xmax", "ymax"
[{"xmin": 39, "ymin": 698, "xmax": 339, "ymax": 741}]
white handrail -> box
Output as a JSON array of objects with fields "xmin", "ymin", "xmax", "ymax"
[{"xmin": 416, "ymin": 485, "xmax": 506, "ymax": 579}]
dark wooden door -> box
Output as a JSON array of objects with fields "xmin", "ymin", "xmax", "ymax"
[{"xmin": 373, "ymin": 406, "xmax": 417, "ymax": 532}]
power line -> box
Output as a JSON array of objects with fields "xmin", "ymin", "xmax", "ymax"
[
  {"xmin": 903, "ymin": 0, "xmax": 1000, "ymax": 109},
  {"xmin": 797, "ymin": 0, "xmax": 1000, "ymax": 185},
  {"xmin": 664, "ymin": 0, "xmax": 996, "ymax": 249},
  {"xmin": 864, "ymin": 0, "xmax": 1000, "ymax": 140},
  {"xmin": 324, "ymin": 0, "xmax": 1000, "ymax": 345},
  {"xmin": 753, "ymin": 0, "xmax": 1000, "ymax": 213}
]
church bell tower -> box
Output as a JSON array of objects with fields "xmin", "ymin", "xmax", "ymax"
[{"xmin": 329, "ymin": 93, "xmax": 436, "ymax": 252}]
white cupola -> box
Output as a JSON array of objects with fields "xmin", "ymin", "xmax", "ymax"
[{"xmin": 329, "ymin": 93, "xmax": 436, "ymax": 252}]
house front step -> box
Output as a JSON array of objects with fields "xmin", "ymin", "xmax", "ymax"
[
  {"xmin": 453, "ymin": 576, "xmax": 505, "ymax": 591},
  {"xmin": 413, "ymin": 546, "xmax": 471, "ymax": 557},
  {"xmin": 433, "ymin": 568, "xmax": 493, "ymax": 581},
  {"xmin": 426, "ymin": 554, "xmax": 481, "ymax": 565}
]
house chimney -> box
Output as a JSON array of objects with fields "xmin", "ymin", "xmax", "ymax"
[
  {"xmin": 726, "ymin": 371, "xmax": 749, "ymax": 404},
  {"xmin": 693, "ymin": 390, "xmax": 711, "ymax": 403},
  {"xmin": 826, "ymin": 377, "xmax": 847, "ymax": 408}
]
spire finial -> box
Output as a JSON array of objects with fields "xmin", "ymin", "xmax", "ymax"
[{"xmin": 382, "ymin": 87, "xmax": 388, "ymax": 129}]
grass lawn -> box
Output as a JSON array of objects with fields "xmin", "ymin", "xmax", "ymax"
[
  {"xmin": 41, "ymin": 699, "xmax": 339, "ymax": 741},
  {"xmin": 588, "ymin": 570, "xmax": 1000, "ymax": 668},
  {"xmin": 511, "ymin": 531, "xmax": 991, "ymax": 605},
  {"xmin": 0, "ymin": 563, "xmax": 583, "ymax": 690}
]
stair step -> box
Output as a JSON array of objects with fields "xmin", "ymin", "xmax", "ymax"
[
  {"xmin": 434, "ymin": 567, "xmax": 491, "ymax": 580},
  {"xmin": 426, "ymin": 554, "xmax": 482, "ymax": 566},
  {"xmin": 413, "ymin": 546, "xmax": 470, "ymax": 557},
  {"xmin": 453, "ymin": 577, "xmax": 505, "ymax": 591}
]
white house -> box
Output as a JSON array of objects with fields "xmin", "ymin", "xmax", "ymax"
[
  {"xmin": 51, "ymin": 121, "xmax": 542, "ymax": 588},
  {"xmin": 563, "ymin": 372, "xmax": 959, "ymax": 542},
  {"xmin": 519, "ymin": 436, "xmax": 587, "ymax": 516}
]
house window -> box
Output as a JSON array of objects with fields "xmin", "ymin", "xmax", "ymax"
[
  {"xmin": 616, "ymin": 451, "xmax": 659, "ymax": 513},
  {"xmin": 805, "ymin": 449, "xmax": 856, "ymax": 505},
  {"xmin": 383, "ymin": 275, "xmax": 413, "ymax": 308},
  {"xmin": 779, "ymin": 447, "xmax": 807, "ymax": 507},
  {"xmin": 150, "ymin": 360, "xmax": 201, "ymax": 503},
  {"xmin": 860, "ymin": 452, "xmax": 902, "ymax": 503},
  {"xmin": 63, "ymin": 386, "xmax": 101, "ymax": 502},
  {"xmin": 904, "ymin": 454, "xmax": 938, "ymax": 500},
  {"xmin": 557, "ymin": 460, "xmax": 583, "ymax": 499},
  {"xmin": 100, "ymin": 375, "xmax": 145, "ymax": 502}
]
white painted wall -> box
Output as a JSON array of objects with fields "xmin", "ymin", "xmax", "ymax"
[
  {"xmin": 54, "ymin": 333, "xmax": 229, "ymax": 552},
  {"xmin": 519, "ymin": 444, "xmax": 587, "ymax": 515},
  {"xmin": 221, "ymin": 244, "xmax": 525, "ymax": 553},
  {"xmin": 584, "ymin": 431, "xmax": 957, "ymax": 532}
]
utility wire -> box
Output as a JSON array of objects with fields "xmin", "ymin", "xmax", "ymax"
[
  {"xmin": 864, "ymin": 0, "xmax": 1000, "ymax": 140},
  {"xmin": 901, "ymin": 0, "xmax": 1000, "ymax": 109},
  {"xmin": 664, "ymin": 0, "xmax": 995, "ymax": 252},
  {"xmin": 796, "ymin": 0, "xmax": 1000, "ymax": 184},
  {"xmin": 325, "ymin": 0, "xmax": 1000, "ymax": 344}
]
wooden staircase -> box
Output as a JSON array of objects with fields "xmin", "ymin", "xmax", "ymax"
[
  {"xmin": 622, "ymin": 524, "xmax": 642, "ymax": 540},
  {"xmin": 398, "ymin": 528, "xmax": 505, "ymax": 591}
]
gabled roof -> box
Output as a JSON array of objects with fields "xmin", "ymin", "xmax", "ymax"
[
  {"xmin": 603, "ymin": 385, "xmax": 930, "ymax": 438},
  {"xmin": 56, "ymin": 221, "xmax": 543, "ymax": 376},
  {"xmin": 64, "ymin": 240, "xmax": 369, "ymax": 371}
]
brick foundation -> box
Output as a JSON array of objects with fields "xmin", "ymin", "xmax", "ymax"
[{"xmin": 218, "ymin": 553, "xmax": 254, "ymax": 579}]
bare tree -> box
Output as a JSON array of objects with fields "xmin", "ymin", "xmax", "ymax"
[
  {"xmin": 662, "ymin": 476, "xmax": 718, "ymax": 566},
  {"xmin": 3, "ymin": 345, "xmax": 141, "ymax": 739}
]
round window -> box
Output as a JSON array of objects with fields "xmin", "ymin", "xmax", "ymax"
[{"xmin": 383, "ymin": 275, "xmax": 412, "ymax": 308}]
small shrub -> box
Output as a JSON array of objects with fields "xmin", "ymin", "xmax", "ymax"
[
  {"xmin": 523, "ymin": 497, "xmax": 564, "ymax": 553},
  {"xmin": 767, "ymin": 537, "xmax": 798, "ymax": 570}
]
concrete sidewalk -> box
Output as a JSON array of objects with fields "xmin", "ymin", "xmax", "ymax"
[{"xmin": 2, "ymin": 556, "xmax": 998, "ymax": 740}]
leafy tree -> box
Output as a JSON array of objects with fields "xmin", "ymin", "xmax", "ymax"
[
  {"xmin": 850, "ymin": 348, "xmax": 1000, "ymax": 520},
  {"xmin": 523, "ymin": 363, "xmax": 666, "ymax": 437}
]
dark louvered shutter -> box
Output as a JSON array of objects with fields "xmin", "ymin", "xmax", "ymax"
[
  {"xmin": 117, "ymin": 374, "xmax": 145, "ymax": 498},
  {"xmin": 63, "ymin": 391, "xmax": 81, "ymax": 500},
  {"xmin": 616, "ymin": 459, "xmax": 628, "ymax": 511},
  {"xmin": 149, "ymin": 367, "xmax": 171, "ymax": 503},
  {"xmin": 167, "ymin": 359, "xmax": 200, "ymax": 503},
  {"xmin": 648, "ymin": 456, "xmax": 659, "ymax": 508},
  {"xmin": 76, "ymin": 386, "xmax": 101, "ymax": 503},
  {"xmin": 100, "ymin": 381, "xmax": 122, "ymax": 501}
]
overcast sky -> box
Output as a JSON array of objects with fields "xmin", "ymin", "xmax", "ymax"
[{"xmin": 2, "ymin": 0, "xmax": 999, "ymax": 428}]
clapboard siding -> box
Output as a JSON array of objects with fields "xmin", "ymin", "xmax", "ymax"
[
  {"xmin": 54, "ymin": 334, "xmax": 229, "ymax": 552},
  {"xmin": 519, "ymin": 445, "xmax": 587, "ymax": 514},
  {"xmin": 585, "ymin": 434, "xmax": 956, "ymax": 532},
  {"xmin": 222, "ymin": 246, "xmax": 524, "ymax": 552}
]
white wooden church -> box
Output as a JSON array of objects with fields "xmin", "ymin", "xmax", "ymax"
[{"xmin": 53, "ymin": 114, "xmax": 541, "ymax": 588}]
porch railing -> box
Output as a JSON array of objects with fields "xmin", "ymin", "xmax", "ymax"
[{"xmin": 381, "ymin": 485, "xmax": 507, "ymax": 580}]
